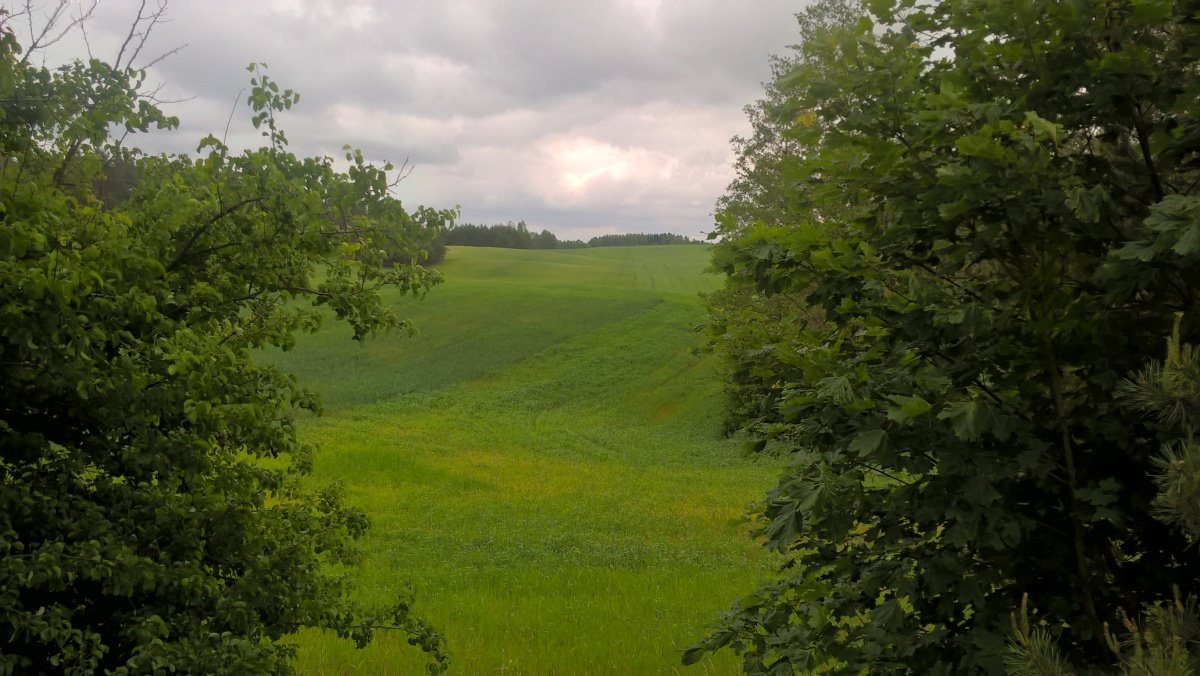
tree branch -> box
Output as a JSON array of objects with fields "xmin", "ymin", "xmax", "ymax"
[
  {"xmin": 166, "ymin": 196, "xmax": 266, "ymax": 272},
  {"xmin": 1044, "ymin": 340, "xmax": 1104, "ymax": 641},
  {"xmin": 1130, "ymin": 103, "xmax": 1165, "ymax": 202}
]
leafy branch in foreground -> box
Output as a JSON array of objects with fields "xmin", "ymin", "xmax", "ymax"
[
  {"xmin": 694, "ymin": 0, "xmax": 1200, "ymax": 672},
  {"xmin": 0, "ymin": 11, "xmax": 453, "ymax": 674}
]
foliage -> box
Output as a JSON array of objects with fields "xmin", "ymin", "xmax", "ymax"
[
  {"xmin": 0, "ymin": 16, "xmax": 453, "ymax": 675},
  {"xmin": 693, "ymin": 0, "xmax": 1200, "ymax": 672},
  {"xmin": 1009, "ymin": 592, "xmax": 1200, "ymax": 676},
  {"xmin": 270, "ymin": 245, "xmax": 776, "ymax": 673},
  {"xmin": 712, "ymin": 0, "xmax": 861, "ymax": 237},
  {"xmin": 1122, "ymin": 316, "xmax": 1200, "ymax": 538},
  {"xmin": 703, "ymin": 283, "xmax": 819, "ymax": 439},
  {"xmin": 442, "ymin": 220, "xmax": 578, "ymax": 250},
  {"xmin": 1007, "ymin": 318, "xmax": 1200, "ymax": 675},
  {"xmin": 1007, "ymin": 594, "xmax": 1078, "ymax": 676},
  {"xmin": 701, "ymin": 0, "xmax": 862, "ymax": 446}
]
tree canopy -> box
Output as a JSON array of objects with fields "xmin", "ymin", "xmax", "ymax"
[
  {"xmin": 693, "ymin": 0, "xmax": 1200, "ymax": 672},
  {"xmin": 0, "ymin": 11, "xmax": 452, "ymax": 674}
]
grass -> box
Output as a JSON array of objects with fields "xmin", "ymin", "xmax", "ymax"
[{"xmin": 270, "ymin": 245, "xmax": 781, "ymax": 674}]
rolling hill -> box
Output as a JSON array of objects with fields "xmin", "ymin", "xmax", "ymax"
[{"xmin": 267, "ymin": 245, "xmax": 780, "ymax": 674}]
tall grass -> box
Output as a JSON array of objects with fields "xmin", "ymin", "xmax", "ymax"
[{"xmin": 273, "ymin": 246, "xmax": 780, "ymax": 674}]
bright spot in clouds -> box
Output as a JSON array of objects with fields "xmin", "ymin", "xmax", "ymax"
[
  {"xmin": 556, "ymin": 138, "xmax": 631, "ymax": 191},
  {"xmin": 542, "ymin": 136, "xmax": 680, "ymax": 213}
]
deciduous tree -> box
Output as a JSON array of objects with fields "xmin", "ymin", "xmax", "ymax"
[
  {"xmin": 0, "ymin": 11, "xmax": 452, "ymax": 674},
  {"xmin": 692, "ymin": 0, "xmax": 1200, "ymax": 671}
]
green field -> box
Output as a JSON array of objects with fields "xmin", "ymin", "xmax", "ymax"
[{"xmin": 267, "ymin": 245, "xmax": 780, "ymax": 674}]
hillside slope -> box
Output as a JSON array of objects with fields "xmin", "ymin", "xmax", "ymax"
[{"xmin": 274, "ymin": 245, "xmax": 779, "ymax": 674}]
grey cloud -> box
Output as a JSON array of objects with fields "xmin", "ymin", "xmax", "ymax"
[{"xmin": 32, "ymin": 0, "xmax": 805, "ymax": 237}]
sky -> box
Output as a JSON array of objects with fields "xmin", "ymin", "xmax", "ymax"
[{"xmin": 23, "ymin": 0, "xmax": 806, "ymax": 240}]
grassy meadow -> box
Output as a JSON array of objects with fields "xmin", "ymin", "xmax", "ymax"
[{"xmin": 267, "ymin": 245, "xmax": 781, "ymax": 674}]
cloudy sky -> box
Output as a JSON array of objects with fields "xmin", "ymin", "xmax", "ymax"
[{"xmin": 29, "ymin": 0, "xmax": 805, "ymax": 239}]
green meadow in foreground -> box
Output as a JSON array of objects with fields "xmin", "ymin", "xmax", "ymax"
[{"xmin": 267, "ymin": 245, "xmax": 781, "ymax": 674}]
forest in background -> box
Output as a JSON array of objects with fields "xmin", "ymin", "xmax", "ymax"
[{"xmin": 400, "ymin": 220, "xmax": 704, "ymax": 266}]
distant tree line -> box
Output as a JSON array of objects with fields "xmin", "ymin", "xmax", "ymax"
[
  {"xmin": 425, "ymin": 221, "xmax": 704, "ymax": 262},
  {"xmin": 586, "ymin": 232, "xmax": 701, "ymax": 247},
  {"xmin": 442, "ymin": 221, "xmax": 577, "ymax": 250}
]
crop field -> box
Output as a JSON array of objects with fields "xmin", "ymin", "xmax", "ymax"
[{"xmin": 267, "ymin": 245, "xmax": 781, "ymax": 674}]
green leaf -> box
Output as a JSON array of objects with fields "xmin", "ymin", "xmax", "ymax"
[
  {"xmin": 872, "ymin": 599, "xmax": 905, "ymax": 631},
  {"xmin": 1024, "ymin": 111, "xmax": 1062, "ymax": 145},
  {"xmin": 1113, "ymin": 238, "xmax": 1159, "ymax": 262},
  {"xmin": 849, "ymin": 429, "xmax": 887, "ymax": 456},
  {"xmin": 886, "ymin": 394, "xmax": 932, "ymax": 423},
  {"xmin": 1172, "ymin": 223, "xmax": 1200, "ymax": 256},
  {"xmin": 817, "ymin": 375, "xmax": 855, "ymax": 404},
  {"xmin": 955, "ymin": 132, "xmax": 1008, "ymax": 160},
  {"xmin": 937, "ymin": 400, "xmax": 989, "ymax": 441}
]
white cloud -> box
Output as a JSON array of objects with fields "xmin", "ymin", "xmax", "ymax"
[{"xmin": 539, "ymin": 135, "xmax": 677, "ymax": 203}]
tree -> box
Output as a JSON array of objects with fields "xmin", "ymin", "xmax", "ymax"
[
  {"xmin": 711, "ymin": 0, "xmax": 862, "ymax": 239},
  {"xmin": 534, "ymin": 228, "xmax": 559, "ymax": 249},
  {"xmin": 691, "ymin": 0, "xmax": 1200, "ymax": 672},
  {"xmin": 442, "ymin": 221, "xmax": 535, "ymax": 248},
  {"xmin": 700, "ymin": 0, "xmax": 861, "ymax": 449},
  {"xmin": 586, "ymin": 232, "xmax": 702, "ymax": 246},
  {"xmin": 1009, "ymin": 316, "xmax": 1200, "ymax": 674},
  {"xmin": 0, "ymin": 10, "xmax": 452, "ymax": 674}
]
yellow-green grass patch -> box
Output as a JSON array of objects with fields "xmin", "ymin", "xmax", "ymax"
[{"xmin": 277, "ymin": 246, "xmax": 780, "ymax": 673}]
